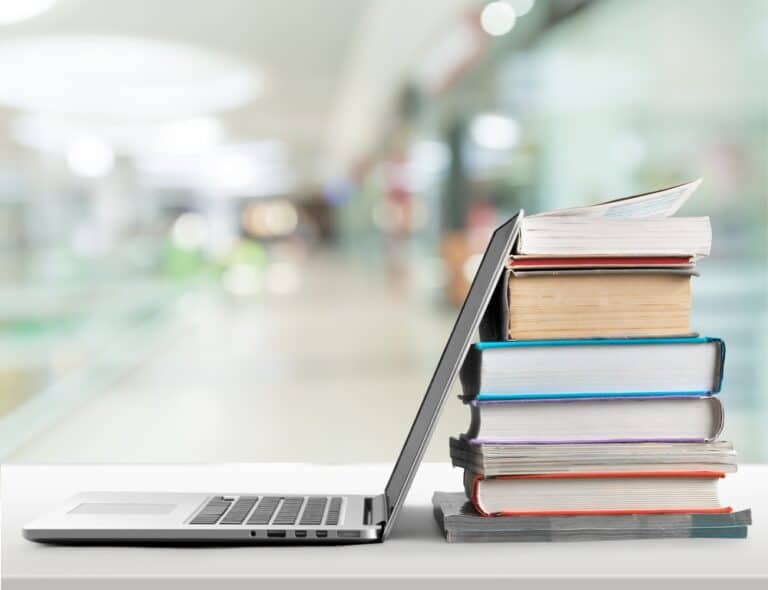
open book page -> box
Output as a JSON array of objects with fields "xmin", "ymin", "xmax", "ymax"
[{"xmin": 534, "ymin": 179, "xmax": 702, "ymax": 219}]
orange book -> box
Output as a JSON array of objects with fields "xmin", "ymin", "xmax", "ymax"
[{"xmin": 466, "ymin": 471, "xmax": 732, "ymax": 517}]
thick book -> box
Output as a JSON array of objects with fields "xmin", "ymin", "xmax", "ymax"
[
  {"xmin": 449, "ymin": 437, "xmax": 738, "ymax": 476},
  {"xmin": 464, "ymin": 471, "xmax": 731, "ymax": 517},
  {"xmin": 501, "ymin": 270, "xmax": 694, "ymax": 340},
  {"xmin": 466, "ymin": 396, "xmax": 724, "ymax": 444},
  {"xmin": 481, "ymin": 266, "xmax": 696, "ymax": 341},
  {"xmin": 432, "ymin": 491, "xmax": 750, "ymax": 542},
  {"xmin": 460, "ymin": 337, "xmax": 725, "ymax": 401}
]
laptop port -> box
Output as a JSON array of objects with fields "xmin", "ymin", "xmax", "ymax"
[
  {"xmin": 294, "ymin": 530, "xmax": 307, "ymax": 538},
  {"xmin": 338, "ymin": 531, "xmax": 360, "ymax": 538},
  {"xmin": 267, "ymin": 530, "xmax": 286, "ymax": 538},
  {"xmin": 315, "ymin": 530, "xmax": 328, "ymax": 538}
]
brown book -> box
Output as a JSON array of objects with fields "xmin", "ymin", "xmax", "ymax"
[{"xmin": 506, "ymin": 271, "xmax": 692, "ymax": 340}]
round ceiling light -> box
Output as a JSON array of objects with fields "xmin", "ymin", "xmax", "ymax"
[
  {"xmin": 0, "ymin": 36, "xmax": 261, "ymax": 120},
  {"xmin": 480, "ymin": 2, "xmax": 517, "ymax": 37}
]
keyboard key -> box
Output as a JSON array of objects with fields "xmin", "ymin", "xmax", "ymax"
[
  {"xmin": 247, "ymin": 496, "xmax": 281, "ymax": 525},
  {"xmin": 190, "ymin": 497, "xmax": 233, "ymax": 525},
  {"xmin": 273, "ymin": 497, "xmax": 304, "ymax": 525},
  {"xmin": 299, "ymin": 497, "xmax": 327, "ymax": 526},
  {"xmin": 220, "ymin": 496, "xmax": 259, "ymax": 525},
  {"xmin": 325, "ymin": 497, "xmax": 343, "ymax": 526}
]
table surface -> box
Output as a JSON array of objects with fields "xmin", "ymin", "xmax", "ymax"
[{"xmin": 1, "ymin": 463, "xmax": 766, "ymax": 589}]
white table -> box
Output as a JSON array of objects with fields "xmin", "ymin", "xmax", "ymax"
[{"xmin": 1, "ymin": 463, "xmax": 766, "ymax": 589}]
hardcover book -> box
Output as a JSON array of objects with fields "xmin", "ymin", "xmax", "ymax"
[
  {"xmin": 459, "ymin": 337, "xmax": 725, "ymax": 401},
  {"xmin": 465, "ymin": 396, "xmax": 724, "ymax": 444},
  {"xmin": 464, "ymin": 471, "xmax": 731, "ymax": 517}
]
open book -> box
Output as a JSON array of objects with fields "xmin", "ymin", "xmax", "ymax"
[
  {"xmin": 533, "ymin": 179, "xmax": 702, "ymax": 219},
  {"xmin": 517, "ymin": 180, "xmax": 711, "ymax": 257}
]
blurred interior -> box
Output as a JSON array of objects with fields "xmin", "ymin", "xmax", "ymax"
[{"xmin": 0, "ymin": 0, "xmax": 766, "ymax": 464}]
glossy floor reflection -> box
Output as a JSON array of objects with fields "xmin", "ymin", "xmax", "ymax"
[{"xmin": 8, "ymin": 256, "xmax": 467, "ymax": 463}]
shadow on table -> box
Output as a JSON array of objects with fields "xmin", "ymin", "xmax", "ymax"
[{"xmin": 387, "ymin": 505, "xmax": 442, "ymax": 542}]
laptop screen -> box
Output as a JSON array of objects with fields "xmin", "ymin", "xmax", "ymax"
[{"xmin": 382, "ymin": 213, "xmax": 521, "ymax": 537}]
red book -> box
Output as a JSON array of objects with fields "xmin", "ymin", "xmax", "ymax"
[
  {"xmin": 467, "ymin": 471, "xmax": 732, "ymax": 517},
  {"xmin": 508, "ymin": 255, "xmax": 694, "ymax": 269}
]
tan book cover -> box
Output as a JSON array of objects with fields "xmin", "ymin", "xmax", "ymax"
[{"xmin": 507, "ymin": 272, "xmax": 692, "ymax": 340}]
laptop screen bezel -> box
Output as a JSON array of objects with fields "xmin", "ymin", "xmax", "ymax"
[{"xmin": 381, "ymin": 213, "xmax": 522, "ymax": 538}]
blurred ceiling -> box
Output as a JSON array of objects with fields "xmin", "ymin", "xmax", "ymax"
[
  {"xmin": 0, "ymin": 0, "xmax": 480, "ymax": 194},
  {"xmin": 0, "ymin": 0, "xmax": 370, "ymax": 194}
]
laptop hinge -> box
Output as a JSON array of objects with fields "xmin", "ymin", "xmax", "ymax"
[{"xmin": 366, "ymin": 494, "xmax": 388, "ymax": 526}]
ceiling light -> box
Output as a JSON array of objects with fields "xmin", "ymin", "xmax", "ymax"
[
  {"xmin": 150, "ymin": 117, "xmax": 224, "ymax": 155},
  {"xmin": 480, "ymin": 2, "xmax": 517, "ymax": 37},
  {"xmin": 470, "ymin": 113, "xmax": 521, "ymax": 150},
  {"xmin": 0, "ymin": 0, "xmax": 56, "ymax": 25},
  {"xmin": 66, "ymin": 136, "xmax": 114, "ymax": 178},
  {"xmin": 11, "ymin": 114, "xmax": 225, "ymax": 156},
  {"xmin": 0, "ymin": 36, "xmax": 261, "ymax": 119}
]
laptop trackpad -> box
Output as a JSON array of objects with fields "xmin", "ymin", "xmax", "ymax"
[{"xmin": 69, "ymin": 503, "xmax": 177, "ymax": 515}]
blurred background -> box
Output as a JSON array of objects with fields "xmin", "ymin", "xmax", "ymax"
[{"xmin": 0, "ymin": 0, "xmax": 766, "ymax": 465}]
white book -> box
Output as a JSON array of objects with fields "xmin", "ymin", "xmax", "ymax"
[
  {"xmin": 466, "ymin": 396, "xmax": 724, "ymax": 444},
  {"xmin": 460, "ymin": 338, "xmax": 725, "ymax": 400},
  {"xmin": 517, "ymin": 216, "xmax": 712, "ymax": 257},
  {"xmin": 517, "ymin": 180, "xmax": 711, "ymax": 256}
]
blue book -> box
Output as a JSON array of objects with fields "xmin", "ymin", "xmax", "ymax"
[{"xmin": 459, "ymin": 337, "xmax": 725, "ymax": 402}]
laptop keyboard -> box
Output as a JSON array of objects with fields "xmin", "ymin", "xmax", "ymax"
[
  {"xmin": 220, "ymin": 496, "xmax": 258, "ymax": 525},
  {"xmin": 246, "ymin": 496, "xmax": 280, "ymax": 525},
  {"xmin": 190, "ymin": 495, "xmax": 344, "ymax": 526}
]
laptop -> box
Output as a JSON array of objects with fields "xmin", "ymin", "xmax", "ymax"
[{"xmin": 23, "ymin": 214, "xmax": 522, "ymax": 545}]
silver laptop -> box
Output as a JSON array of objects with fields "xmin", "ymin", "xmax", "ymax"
[{"xmin": 23, "ymin": 214, "xmax": 522, "ymax": 545}]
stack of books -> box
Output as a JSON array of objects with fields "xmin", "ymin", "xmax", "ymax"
[{"xmin": 434, "ymin": 181, "xmax": 752, "ymax": 542}]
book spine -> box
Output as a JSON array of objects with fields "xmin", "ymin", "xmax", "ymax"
[
  {"xmin": 468, "ymin": 473, "xmax": 490, "ymax": 516},
  {"xmin": 712, "ymin": 337, "xmax": 726, "ymax": 393},
  {"xmin": 478, "ymin": 267, "xmax": 509, "ymax": 341},
  {"xmin": 709, "ymin": 396, "xmax": 725, "ymax": 441},
  {"xmin": 470, "ymin": 437, "xmax": 711, "ymax": 445},
  {"xmin": 458, "ymin": 346, "xmax": 482, "ymax": 400},
  {"xmin": 474, "ymin": 391, "xmax": 716, "ymax": 401},
  {"xmin": 462, "ymin": 337, "xmax": 725, "ymax": 400}
]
